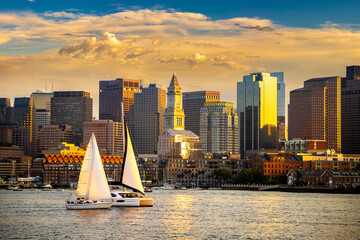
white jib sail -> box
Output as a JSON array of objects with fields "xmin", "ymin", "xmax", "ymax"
[
  {"xmin": 122, "ymin": 125, "xmax": 145, "ymax": 195},
  {"xmin": 76, "ymin": 133, "xmax": 111, "ymax": 200}
]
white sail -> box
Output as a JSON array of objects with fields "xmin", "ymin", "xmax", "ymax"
[
  {"xmin": 121, "ymin": 125, "xmax": 145, "ymax": 195},
  {"xmin": 76, "ymin": 133, "xmax": 111, "ymax": 200}
]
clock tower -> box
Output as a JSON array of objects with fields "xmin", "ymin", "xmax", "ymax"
[{"xmin": 164, "ymin": 73, "xmax": 185, "ymax": 131}]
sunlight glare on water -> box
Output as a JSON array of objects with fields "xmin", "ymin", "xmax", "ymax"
[{"xmin": 0, "ymin": 189, "xmax": 359, "ymax": 239}]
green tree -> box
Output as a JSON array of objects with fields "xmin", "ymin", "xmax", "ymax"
[
  {"xmin": 145, "ymin": 174, "xmax": 152, "ymax": 181},
  {"xmin": 213, "ymin": 168, "xmax": 232, "ymax": 184}
]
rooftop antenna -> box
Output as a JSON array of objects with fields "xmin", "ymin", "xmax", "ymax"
[
  {"xmin": 52, "ymin": 82, "xmax": 54, "ymax": 92},
  {"xmin": 45, "ymin": 82, "xmax": 47, "ymax": 92}
]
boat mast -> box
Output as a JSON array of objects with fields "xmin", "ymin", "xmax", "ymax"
[{"xmin": 121, "ymin": 102, "xmax": 126, "ymax": 191}]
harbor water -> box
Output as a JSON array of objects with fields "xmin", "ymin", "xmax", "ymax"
[{"xmin": 0, "ymin": 189, "xmax": 359, "ymax": 239}]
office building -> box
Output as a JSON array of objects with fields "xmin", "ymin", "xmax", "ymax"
[
  {"xmin": 12, "ymin": 97, "xmax": 37, "ymax": 157},
  {"xmin": 183, "ymin": 91, "xmax": 220, "ymax": 136},
  {"xmin": 342, "ymin": 65, "xmax": 360, "ymax": 154},
  {"xmin": 270, "ymin": 72, "xmax": 286, "ymax": 140},
  {"xmin": 289, "ymin": 76, "xmax": 341, "ymax": 152},
  {"xmin": 31, "ymin": 91, "xmax": 54, "ymax": 130},
  {"xmin": 37, "ymin": 125, "xmax": 74, "ymax": 154},
  {"xmin": 99, "ymin": 78, "xmax": 140, "ymax": 122},
  {"xmin": 129, "ymin": 84, "xmax": 166, "ymax": 154},
  {"xmin": 200, "ymin": 102, "xmax": 239, "ymax": 154},
  {"xmin": 237, "ymin": 72, "xmax": 278, "ymax": 157},
  {"xmin": 51, "ymin": 91, "xmax": 92, "ymax": 145},
  {"xmin": 83, "ymin": 120, "xmax": 123, "ymax": 156}
]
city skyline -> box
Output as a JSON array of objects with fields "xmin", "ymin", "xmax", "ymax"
[{"xmin": 1, "ymin": 2, "xmax": 360, "ymax": 118}]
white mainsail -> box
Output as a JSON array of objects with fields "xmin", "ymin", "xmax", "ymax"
[
  {"xmin": 76, "ymin": 133, "xmax": 111, "ymax": 200},
  {"xmin": 121, "ymin": 125, "xmax": 145, "ymax": 195}
]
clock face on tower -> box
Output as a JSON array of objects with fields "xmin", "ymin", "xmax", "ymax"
[{"xmin": 168, "ymin": 95, "xmax": 174, "ymax": 106}]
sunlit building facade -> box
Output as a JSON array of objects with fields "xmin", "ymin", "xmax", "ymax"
[
  {"xmin": 237, "ymin": 72, "xmax": 278, "ymax": 158},
  {"xmin": 270, "ymin": 72, "xmax": 286, "ymax": 140},
  {"xmin": 31, "ymin": 91, "xmax": 53, "ymax": 130},
  {"xmin": 13, "ymin": 97, "xmax": 37, "ymax": 157},
  {"xmin": 164, "ymin": 74, "xmax": 185, "ymax": 131},
  {"xmin": 200, "ymin": 102, "xmax": 239, "ymax": 154},
  {"xmin": 183, "ymin": 91, "xmax": 220, "ymax": 136},
  {"xmin": 99, "ymin": 78, "xmax": 140, "ymax": 122},
  {"xmin": 37, "ymin": 125, "xmax": 74, "ymax": 154}
]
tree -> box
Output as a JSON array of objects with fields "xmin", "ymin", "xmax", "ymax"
[{"xmin": 213, "ymin": 168, "xmax": 232, "ymax": 184}]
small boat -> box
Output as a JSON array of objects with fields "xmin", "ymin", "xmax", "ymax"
[
  {"xmin": 66, "ymin": 133, "xmax": 113, "ymax": 210},
  {"xmin": 111, "ymin": 124, "xmax": 153, "ymax": 207},
  {"xmin": 160, "ymin": 183, "xmax": 175, "ymax": 190}
]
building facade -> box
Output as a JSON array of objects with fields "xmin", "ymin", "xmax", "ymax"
[
  {"xmin": 37, "ymin": 125, "xmax": 74, "ymax": 154},
  {"xmin": 51, "ymin": 91, "xmax": 93, "ymax": 145},
  {"xmin": 83, "ymin": 120, "xmax": 123, "ymax": 156},
  {"xmin": 342, "ymin": 65, "xmax": 360, "ymax": 154},
  {"xmin": 289, "ymin": 76, "xmax": 341, "ymax": 152},
  {"xmin": 13, "ymin": 97, "xmax": 37, "ymax": 157},
  {"xmin": 99, "ymin": 78, "xmax": 140, "ymax": 122},
  {"xmin": 183, "ymin": 91, "xmax": 220, "ymax": 136},
  {"xmin": 129, "ymin": 84, "xmax": 166, "ymax": 154},
  {"xmin": 200, "ymin": 102, "xmax": 239, "ymax": 154},
  {"xmin": 270, "ymin": 72, "xmax": 286, "ymax": 140},
  {"xmin": 237, "ymin": 72, "xmax": 278, "ymax": 158}
]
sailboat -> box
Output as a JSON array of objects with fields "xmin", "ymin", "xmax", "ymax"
[
  {"xmin": 66, "ymin": 133, "xmax": 113, "ymax": 210},
  {"xmin": 111, "ymin": 124, "xmax": 154, "ymax": 207}
]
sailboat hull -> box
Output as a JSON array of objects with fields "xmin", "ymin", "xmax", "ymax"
[
  {"xmin": 139, "ymin": 198, "xmax": 154, "ymax": 207},
  {"xmin": 66, "ymin": 201, "xmax": 113, "ymax": 210}
]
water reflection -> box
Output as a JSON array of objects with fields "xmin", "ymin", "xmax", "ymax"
[{"xmin": 162, "ymin": 193, "xmax": 196, "ymax": 237}]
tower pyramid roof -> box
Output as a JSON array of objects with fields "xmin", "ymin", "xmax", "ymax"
[{"xmin": 168, "ymin": 73, "xmax": 181, "ymax": 93}]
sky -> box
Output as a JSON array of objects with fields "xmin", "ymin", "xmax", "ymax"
[{"xmin": 1, "ymin": 0, "xmax": 360, "ymax": 118}]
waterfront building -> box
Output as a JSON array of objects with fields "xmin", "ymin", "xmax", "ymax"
[
  {"xmin": 252, "ymin": 152, "xmax": 301, "ymax": 179},
  {"xmin": 137, "ymin": 154, "xmax": 159, "ymax": 182},
  {"xmin": 0, "ymin": 157, "xmax": 32, "ymax": 179},
  {"xmin": 200, "ymin": 102, "xmax": 239, "ymax": 154},
  {"xmin": 299, "ymin": 151, "xmax": 360, "ymax": 170},
  {"xmin": 129, "ymin": 84, "xmax": 166, "ymax": 154},
  {"xmin": 165, "ymin": 153, "xmax": 242, "ymax": 186},
  {"xmin": 51, "ymin": 91, "xmax": 92, "ymax": 145},
  {"xmin": 183, "ymin": 91, "xmax": 220, "ymax": 136},
  {"xmin": 83, "ymin": 120, "xmax": 123, "ymax": 156},
  {"xmin": 237, "ymin": 72, "xmax": 278, "ymax": 158},
  {"xmin": 42, "ymin": 154, "xmax": 123, "ymax": 185},
  {"xmin": 270, "ymin": 72, "xmax": 286, "ymax": 140},
  {"xmin": 287, "ymin": 169, "xmax": 360, "ymax": 187},
  {"xmin": 288, "ymin": 76, "xmax": 341, "ymax": 152},
  {"xmin": 37, "ymin": 125, "xmax": 74, "ymax": 154},
  {"xmin": 13, "ymin": 97, "xmax": 37, "ymax": 157},
  {"xmin": 164, "ymin": 74, "xmax": 185, "ymax": 131},
  {"xmin": 99, "ymin": 78, "xmax": 140, "ymax": 122},
  {"xmin": 342, "ymin": 65, "xmax": 360, "ymax": 154}
]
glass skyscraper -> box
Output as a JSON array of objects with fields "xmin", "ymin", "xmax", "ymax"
[
  {"xmin": 237, "ymin": 72, "xmax": 278, "ymax": 157},
  {"xmin": 270, "ymin": 72, "xmax": 286, "ymax": 140}
]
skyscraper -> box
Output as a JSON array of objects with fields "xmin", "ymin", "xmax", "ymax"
[
  {"xmin": 83, "ymin": 120, "xmax": 123, "ymax": 156},
  {"xmin": 129, "ymin": 84, "xmax": 166, "ymax": 154},
  {"xmin": 237, "ymin": 72, "xmax": 278, "ymax": 157},
  {"xmin": 200, "ymin": 102, "xmax": 239, "ymax": 154},
  {"xmin": 51, "ymin": 91, "xmax": 92, "ymax": 145},
  {"xmin": 183, "ymin": 91, "xmax": 220, "ymax": 136},
  {"xmin": 99, "ymin": 78, "xmax": 140, "ymax": 122},
  {"xmin": 31, "ymin": 91, "xmax": 53, "ymax": 130},
  {"xmin": 164, "ymin": 74, "xmax": 185, "ymax": 131},
  {"xmin": 342, "ymin": 65, "xmax": 360, "ymax": 154},
  {"xmin": 270, "ymin": 72, "xmax": 286, "ymax": 140},
  {"xmin": 13, "ymin": 97, "xmax": 37, "ymax": 157},
  {"xmin": 289, "ymin": 76, "xmax": 341, "ymax": 152},
  {"xmin": 37, "ymin": 125, "xmax": 74, "ymax": 154}
]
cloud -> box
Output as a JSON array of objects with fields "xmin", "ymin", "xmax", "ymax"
[{"xmin": 1, "ymin": 9, "xmax": 360, "ymax": 118}]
